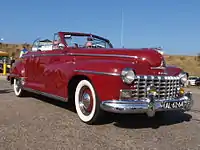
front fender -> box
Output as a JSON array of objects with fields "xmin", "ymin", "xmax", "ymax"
[
  {"xmin": 165, "ymin": 65, "xmax": 182, "ymax": 76},
  {"xmin": 72, "ymin": 60, "xmax": 140, "ymax": 101},
  {"xmin": 74, "ymin": 59, "xmax": 151, "ymax": 75}
]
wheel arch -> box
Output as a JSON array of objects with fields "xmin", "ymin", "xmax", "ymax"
[
  {"xmin": 67, "ymin": 74, "xmax": 93, "ymax": 102},
  {"xmin": 10, "ymin": 77, "xmax": 14, "ymax": 84}
]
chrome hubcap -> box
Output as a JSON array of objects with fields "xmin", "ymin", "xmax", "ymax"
[
  {"xmin": 79, "ymin": 87, "xmax": 93, "ymax": 116},
  {"xmin": 82, "ymin": 93, "xmax": 91, "ymax": 109}
]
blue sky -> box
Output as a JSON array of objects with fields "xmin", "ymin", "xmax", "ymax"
[{"xmin": 0, "ymin": 0, "xmax": 200, "ymax": 55}]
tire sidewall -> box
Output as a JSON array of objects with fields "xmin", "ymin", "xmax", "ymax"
[
  {"xmin": 13, "ymin": 78, "xmax": 22, "ymax": 97},
  {"xmin": 75, "ymin": 80, "xmax": 97, "ymax": 123}
]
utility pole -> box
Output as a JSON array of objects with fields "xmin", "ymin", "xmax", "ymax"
[{"xmin": 120, "ymin": 8, "xmax": 124, "ymax": 48}]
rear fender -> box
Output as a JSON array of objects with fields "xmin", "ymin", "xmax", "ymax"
[{"xmin": 10, "ymin": 59, "xmax": 25, "ymax": 79}]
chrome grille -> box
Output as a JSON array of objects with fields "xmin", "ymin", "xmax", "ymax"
[{"xmin": 131, "ymin": 75, "xmax": 181, "ymax": 100}]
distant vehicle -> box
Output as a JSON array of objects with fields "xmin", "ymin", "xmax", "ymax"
[
  {"xmin": 188, "ymin": 76, "xmax": 199, "ymax": 86},
  {"xmin": 8, "ymin": 31, "xmax": 193, "ymax": 124},
  {"xmin": 195, "ymin": 78, "xmax": 200, "ymax": 87}
]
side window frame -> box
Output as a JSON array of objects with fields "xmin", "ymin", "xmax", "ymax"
[
  {"xmin": 31, "ymin": 38, "xmax": 40, "ymax": 51},
  {"xmin": 32, "ymin": 38, "xmax": 53, "ymax": 52},
  {"xmin": 52, "ymin": 33, "xmax": 62, "ymax": 50}
]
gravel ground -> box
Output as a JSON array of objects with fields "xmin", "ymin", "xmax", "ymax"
[{"xmin": 0, "ymin": 80, "xmax": 200, "ymax": 150}]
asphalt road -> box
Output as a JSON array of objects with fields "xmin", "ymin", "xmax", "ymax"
[{"xmin": 0, "ymin": 79, "xmax": 200, "ymax": 150}]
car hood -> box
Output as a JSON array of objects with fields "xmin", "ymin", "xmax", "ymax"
[{"xmin": 69, "ymin": 48, "xmax": 164, "ymax": 68}]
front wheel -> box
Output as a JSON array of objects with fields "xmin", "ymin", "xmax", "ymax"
[
  {"xmin": 74, "ymin": 80, "xmax": 103, "ymax": 124},
  {"xmin": 13, "ymin": 78, "xmax": 26, "ymax": 97}
]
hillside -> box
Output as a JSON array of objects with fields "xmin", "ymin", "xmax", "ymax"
[
  {"xmin": 0, "ymin": 43, "xmax": 31, "ymax": 58},
  {"xmin": 0, "ymin": 43, "xmax": 199, "ymax": 76},
  {"xmin": 165, "ymin": 55, "xmax": 200, "ymax": 76}
]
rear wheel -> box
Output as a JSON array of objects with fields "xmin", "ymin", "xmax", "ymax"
[
  {"xmin": 74, "ymin": 80, "xmax": 103, "ymax": 124},
  {"xmin": 13, "ymin": 78, "xmax": 26, "ymax": 97}
]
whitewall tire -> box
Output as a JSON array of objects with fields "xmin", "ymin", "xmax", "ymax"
[
  {"xmin": 13, "ymin": 78, "xmax": 26, "ymax": 97},
  {"xmin": 75, "ymin": 80, "xmax": 103, "ymax": 124}
]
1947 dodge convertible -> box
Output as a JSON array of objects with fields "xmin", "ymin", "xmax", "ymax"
[{"xmin": 8, "ymin": 32, "xmax": 193, "ymax": 124}]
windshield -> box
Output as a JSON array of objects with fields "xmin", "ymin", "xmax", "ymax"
[{"xmin": 64, "ymin": 34, "xmax": 112, "ymax": 48}]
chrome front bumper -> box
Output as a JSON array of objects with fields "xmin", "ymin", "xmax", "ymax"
[{"xmin": 100, "ymin": 92, "xmax": 193, "ymax": 117}]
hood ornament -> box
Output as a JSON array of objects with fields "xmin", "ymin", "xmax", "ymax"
[{"xmin": 153, "ymin": 47, "xmax": 164, "ymax": 55}]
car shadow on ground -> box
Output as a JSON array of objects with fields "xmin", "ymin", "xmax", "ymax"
[
  {"xmin": 111, "ymin": 112, "xmax": 192, "ymax": 129},
  {"xmin": 24, "ymin": 92, "xmax": 192, "ymax": 129},
  {"xmin": 0, "ymin": 89, "xmax": 13, "ymax": 94},
  {"xmin": 25, "ymin": 92, "xmax": 76, "ymax": 112}
]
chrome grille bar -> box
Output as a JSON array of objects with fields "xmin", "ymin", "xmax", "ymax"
[{"xmin": 131, "ymin": 75, "xmax": 181, "ymax": 100}]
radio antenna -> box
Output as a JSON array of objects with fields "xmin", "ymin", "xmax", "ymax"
[{"xmin": 120, "ymin": 8, "xmax": 124, "ymax": 48}]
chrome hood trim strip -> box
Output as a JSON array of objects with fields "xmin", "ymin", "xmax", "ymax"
[
  {"xmin": 74, "ymin": 70, "xmax": 120, "ymax": 76},
  {"xmin": 151, "ymin": 66, "xmax": 166, "ymax": 70}
]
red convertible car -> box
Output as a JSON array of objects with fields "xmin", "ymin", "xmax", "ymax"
[{"xmin": 8, "ymin": 32, "xmax": 193, "ymax": 124}]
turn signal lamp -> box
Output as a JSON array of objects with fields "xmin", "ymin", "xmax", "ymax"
[{"xmin": 179, "ymin": 88, "xmax": 185, "ymax": 95}]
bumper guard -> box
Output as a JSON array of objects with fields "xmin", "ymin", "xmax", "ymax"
[{"xmin": 100, "ymin": 92, "xmax": 193, "ymax": 117}]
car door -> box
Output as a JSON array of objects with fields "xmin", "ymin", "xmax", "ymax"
[
  {"xmin": 38, "ymin": 33, "xmax": 72, "ymax": 98},
  {"xmin": 24, "ymin": 39, "xmax": 42, "ymax": 90},
  {"xmin": 39, "ymin": 49, "xmax": 66, "ymax": 95},
  {"xmin": 29, "ymin": 38, "xmax": 54, "ymax": 92}
]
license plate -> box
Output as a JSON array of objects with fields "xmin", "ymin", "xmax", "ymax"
[{"xmin": 163, "ymin": 101, "xmax": 184, "ymax": 109}]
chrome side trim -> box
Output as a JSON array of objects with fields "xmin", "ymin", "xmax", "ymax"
[
  {"xmin": 41, "ymin": 53, "xmax": 65, "ymax": 57},
  {"xmin": 23, "ymin": 53, "xmax": 65, "ymax": 57},
  {"xmin": 23, "ymin": 87, "xmax": 68, "ymax": 102},
  {"xmin": 23, "ymin": 52, "xmax": 141, "ymax": 59},
  {"xmin": 74, "ymin": 70, "xmax": 120, "ymax": 76},
  {"xmin": 67, "ymin": 53, "xmax": 139, "ymax": 59}
]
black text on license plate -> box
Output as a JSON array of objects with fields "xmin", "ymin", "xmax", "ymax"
[{"xmin": 163, "ymin": 101, "xmax": 184, "ymax": 109}]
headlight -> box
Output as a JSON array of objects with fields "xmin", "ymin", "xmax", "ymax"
[
  {"xmin": 179, "ymin": 72, "xmax": 188, "ymax": 84},
  {"xmin": 121, "ymin": 68, "xmax": 136, "ymax": 84}
]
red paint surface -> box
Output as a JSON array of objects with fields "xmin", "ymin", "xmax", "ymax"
[{"xmin": 10, "ymin": 32, "xmax": 182, "ymax": 102}]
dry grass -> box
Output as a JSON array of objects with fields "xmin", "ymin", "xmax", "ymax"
[
  {"xmin": 0, "ymin": 43, "xmax": 31, "ymax": 58},
  {"xmin": 165, "ymin": 55, "xmax": 200, "ymax": 76}
]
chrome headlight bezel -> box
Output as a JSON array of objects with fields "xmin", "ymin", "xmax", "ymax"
[
  {"xmin": 121, "ymin": 68, "xmax": 136, "ymax": 84},
  {"xmin": 179, "ymin": 72, "xmax": 188, "ymax": 84}
]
